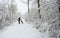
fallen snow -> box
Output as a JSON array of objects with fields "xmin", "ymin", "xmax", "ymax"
[{"xmin": 0, "ymin": 18, "xmax": 49, "ymax": 38}]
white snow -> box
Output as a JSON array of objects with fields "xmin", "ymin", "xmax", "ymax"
[{"xmin": 0, "ymin": 18, "xmax": 49, "ymax": 38}]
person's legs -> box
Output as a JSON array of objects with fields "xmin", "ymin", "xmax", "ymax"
[
  {"xmin": 18, "ymin": 20, "xmax": 20, "ymax": 24},
  {"xmin": 19, "ymin": 21, "xmax": 20, "ymax": 24},
  {"xmin": 21, "ymin": 20, "xmax": 23, "ymax": 24},
  {"xmin": 18, "ymin": 17, "xmax": 20, "ymax": 24}
]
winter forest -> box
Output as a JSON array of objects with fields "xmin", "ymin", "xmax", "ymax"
[{"xmin": 0, "ymin": 0, "xmax": 60, "ymax": 38}]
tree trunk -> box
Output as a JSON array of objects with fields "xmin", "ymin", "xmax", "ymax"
[
  {"xmin": 28, "ymin": 0, "xmax": 29, "ymax": 14},
  {"xmin": 37, "ymin": 0, "xmax": 41, "ymax": 18},
  {"xmin": 58, "ymin": 0, "xmax": 60, "ymax": 12}
]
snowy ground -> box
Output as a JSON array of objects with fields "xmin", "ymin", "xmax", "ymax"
[{"xmin": 0, "ymin": 18, "xmax": 49, "ymax": 38}]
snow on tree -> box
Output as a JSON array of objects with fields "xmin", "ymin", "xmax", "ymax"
[
  {"xmin": 0, "ymin": 0, "xmax": 18, "ymax": 30},
  {"xmin": 23, "ymin": 0, "xmax": 60, "ymax": 38}
]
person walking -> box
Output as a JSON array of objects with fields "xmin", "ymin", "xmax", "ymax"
[{"xmin": 18, "ymin": 17, "xmax": 23, "ymax": 24}]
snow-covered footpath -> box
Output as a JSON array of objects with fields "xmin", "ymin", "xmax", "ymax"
[{"xmin": 0, "ymin": 19, "xmax": 49, "ymax": 38}]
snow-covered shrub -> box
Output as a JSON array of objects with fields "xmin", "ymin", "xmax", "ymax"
[
  {"xmin": 24, "ymin": 0, "xmax": 60, "ymax": 38},
  {"xmin": 0, "ymin": 0, "xmax": 18, "ymax": 30}
]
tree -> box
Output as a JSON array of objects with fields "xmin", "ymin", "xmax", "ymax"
[
  {"xmin": 24, "ymin": 0, "xmax": 60, "ymax": 38},
  {"xmin": 58, "ymin": 0, "xmax": 60, "ymax": 12},
  {"xmin": 28, "ymin": 0, "xmax": 29, "ymax": 14},
  {"xmin": 37, "ymin": 0, "xmax": 41, "ymax": 18},
  {"xmin": 9, "ymin": 0, "xmax": 17, "ymax": 20},
  {"xmin": 0, "ymin": 0, "xmax": 18, "ymax": 29}
]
